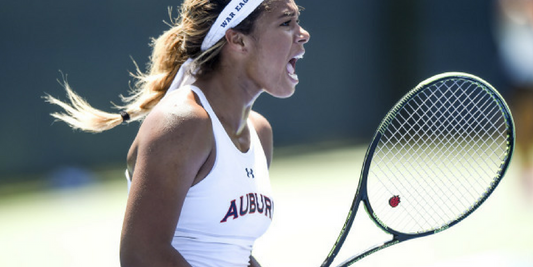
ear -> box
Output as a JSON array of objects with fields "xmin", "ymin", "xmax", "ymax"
[{"xmin": 225, "ymin": 29, "xmax": 248, "ymax": 53}]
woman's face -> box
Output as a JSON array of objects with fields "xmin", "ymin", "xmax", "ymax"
[{"xmin": 244, "ymin": 0, "xmax": 310, "ymax": 98}]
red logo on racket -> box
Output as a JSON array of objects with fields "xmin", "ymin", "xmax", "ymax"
[{"xmin": 389, "ymin": 195, "xmax": 401, "ymax": 208}]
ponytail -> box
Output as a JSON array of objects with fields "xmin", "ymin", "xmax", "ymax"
[
  {"xmin": 44, "ymin": 9, "xmax": 191, "ymax": 133},
  {"xmin": 45, "ymin": 0, "xmax": 270, "ymax": 133},
  {"xmin": 44, "ymin": 80, "xmax": 125, "ymax": 133}
]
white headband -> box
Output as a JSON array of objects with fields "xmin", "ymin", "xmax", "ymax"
[
  {"xmin": 165, "ymin": 0, "xmax": 264, "ymax": 97},
  {"xmin": 201, "ymin": 0, "xmax": 264, "ymax": 51}
]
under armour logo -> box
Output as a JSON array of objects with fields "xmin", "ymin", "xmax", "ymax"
[{"xmin": 245, "ymin": 168, "xmax": 255, "ymax": 178}]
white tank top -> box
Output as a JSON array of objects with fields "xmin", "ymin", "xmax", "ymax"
[{"xmin": 133, "ymin": 85, "xmax": 274, "ymax": 267}]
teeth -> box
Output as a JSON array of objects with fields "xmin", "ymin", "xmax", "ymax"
[
  {"xmin": 287, "ymin": 61, "xmax": 298, "ymax": 81},
  {"xmin": 286, "ymin": 53, "xmax": 303, "ymax": 81},
  {"xmin": 287, "ymin": 61, "xmax": 295, "ymax": 74},
  {"xmin": 288, "ymin": 72, "xmax": 298, "ymax": 81}
]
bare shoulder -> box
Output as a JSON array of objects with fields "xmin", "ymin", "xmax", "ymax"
[
  {"xmin": 121, "ymin": 90, "xmax": 214, "ymax": 262},
  {"xmin": 128, "ymin": 90, "xmax": 213, "ymax": 175},
  {"xmin": 249, "ymin": 110, "xmax": 273, "ymax": 167}
]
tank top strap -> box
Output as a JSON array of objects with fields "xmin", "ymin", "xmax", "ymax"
[
  {"xmin": 188, "ymin": 85, "xmax": 257, "ymax": 156},
  {"xmin": 188, "ymin": 85, "xmax": 221, "ymax": 129}
]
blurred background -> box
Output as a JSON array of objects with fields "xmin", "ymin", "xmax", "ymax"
[{"xmin": 1, "ymin": 0, "xmax": 532, "ymax": 266}]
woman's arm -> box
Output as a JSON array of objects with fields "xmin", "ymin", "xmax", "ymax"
[{"xmin": 120, "ymin": 97, "xmax": 213, "ymax": 267}]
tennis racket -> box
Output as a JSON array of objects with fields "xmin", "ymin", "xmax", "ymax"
[{"xmin": 321, "ymin": 72, "xmax": 515, "ymax": 267}]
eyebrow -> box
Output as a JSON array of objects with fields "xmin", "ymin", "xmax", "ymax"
[{"xmin": 278, "ymin": 9, "xmax": 301, "ymax": 19}]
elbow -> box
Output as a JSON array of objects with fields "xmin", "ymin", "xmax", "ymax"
[
  {"xmin": 120, "ymin": 237, "xmax": 154, "ymax": 267},
  {"xmin": 120, "ymin": 239, "xmax": 187, "ymax": 267},
  {"xmin": 120, "ymin": 242, "xmax": 142, "ymax": 267}
]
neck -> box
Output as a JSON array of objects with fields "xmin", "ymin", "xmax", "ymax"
[{"xmin": 193, "ymin": 66, "xmax": 262, "ymax": 137}]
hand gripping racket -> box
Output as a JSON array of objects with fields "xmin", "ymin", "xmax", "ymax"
[{"xmin": 321, "ymin": 72, "xmax": 515, "ymax": 267}]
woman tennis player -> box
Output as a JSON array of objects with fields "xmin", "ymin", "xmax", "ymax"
[{"xmin": 45, "ymin": 0, "xmax": 310, "ymax": 266}]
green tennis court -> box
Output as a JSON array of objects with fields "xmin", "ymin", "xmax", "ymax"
[{"xmin": 0, "ymin": 144, "xmax": 532, "ymax": 267}]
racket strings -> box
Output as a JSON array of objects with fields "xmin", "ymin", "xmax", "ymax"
[
  {"xmin": 435, "ymin": 81, "xmax": 509, "ymax": 179},
  {"xmin": 374, "ymin": 122, "xmax": 465, "ymax": 228},
  {"xmin": 416, "ymin": 80, "xmax": 504, "ymax": 216},
  {"xmin": 375, "ymin": 95, "xmax": 470, "ymax": 229},
  {"xmin": 414, "ymin": 83, "xmax": 503, "ymax": 195},
  {"xmin": 377, "ymin": 82, "xmax": 480, "ymax": 223},
  {"xmin": 378, "ymin": 91, "xmax": 465, "ymax": 224},
  {"xmin": 376, "ymin": 143, "xmax": 455, "ymax": 228},
  {"xmin": 367, "ymin": 78, "xmax": 511, "ymax": 234}
]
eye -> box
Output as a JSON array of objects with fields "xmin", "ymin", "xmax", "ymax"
[{"xmin": 280, "ymin": 20, "xmax": 292, "ymax": 27}]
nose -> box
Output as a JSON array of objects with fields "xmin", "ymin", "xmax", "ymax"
[{"xmin": 296, "ymin": 25, "xmax": 310, "ymax": 44}]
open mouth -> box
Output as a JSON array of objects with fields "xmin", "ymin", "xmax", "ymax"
[{"xmin": 287, "ymin": 53, "xmax": 304, "ymax": 81}]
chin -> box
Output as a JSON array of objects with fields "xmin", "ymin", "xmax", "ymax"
[{"xmin": 268, "ymin": 86, "xmax": 296, "ymax": 99}]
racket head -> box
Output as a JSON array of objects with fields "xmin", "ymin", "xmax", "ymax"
[
  {"xmin": 363, "ymin": 72, "xmax": 515, "ymax": 238},
  {"xmin": 321, "ymin": 72, "xmax": 515, "ymax": 267}
]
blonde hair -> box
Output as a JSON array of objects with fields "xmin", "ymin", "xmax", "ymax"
[{"xmin": 45, "ymin": 0, "xmax": 271, "ymax": 133}]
